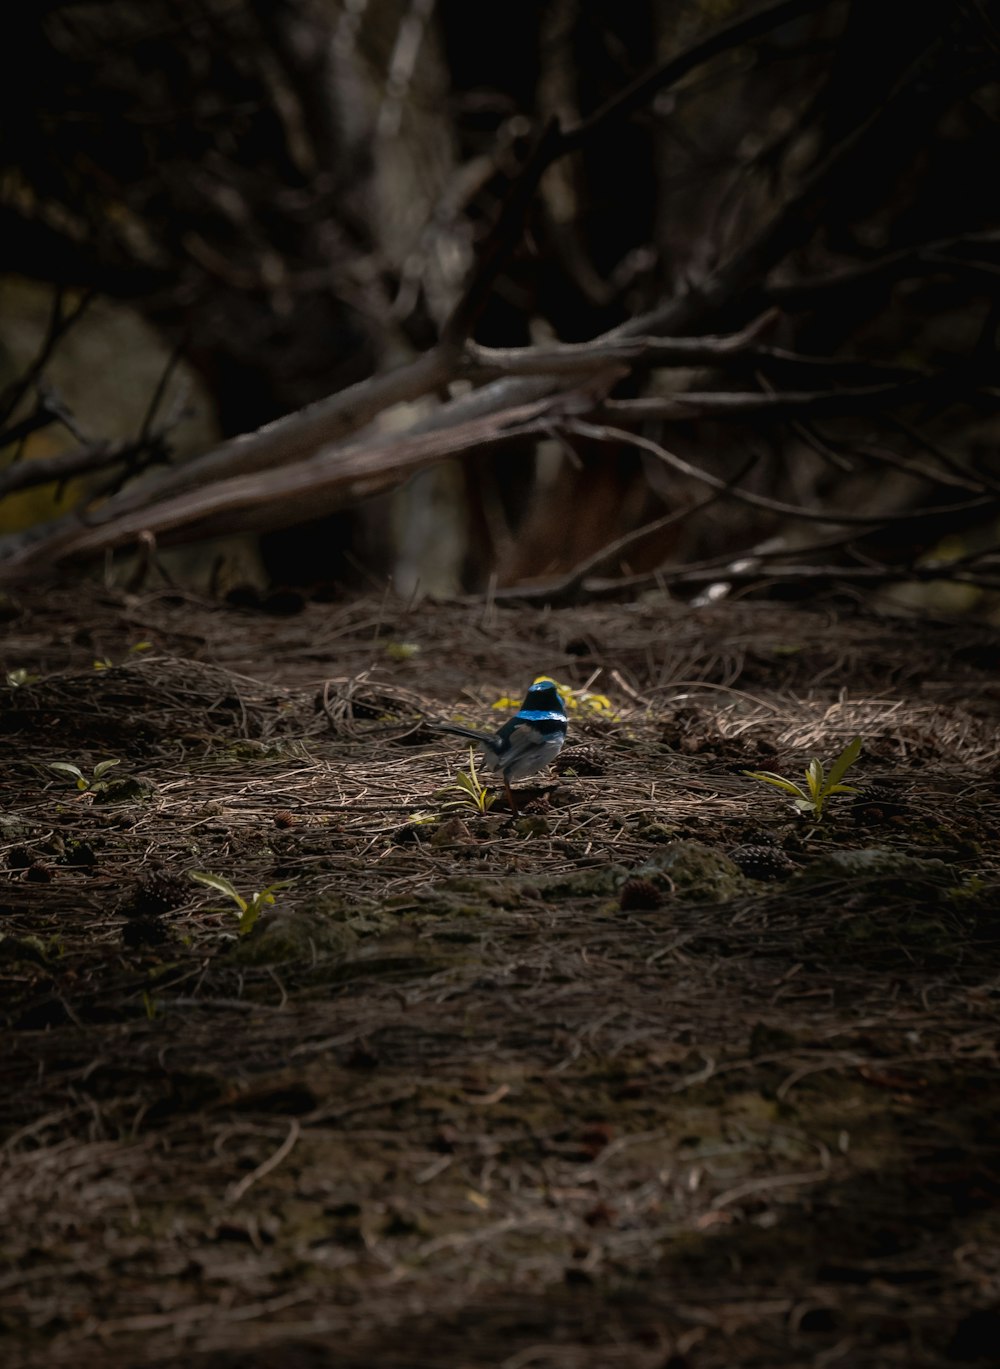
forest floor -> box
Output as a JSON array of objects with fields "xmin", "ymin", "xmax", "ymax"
[{"xmin": 2, "ymin": 585, "xmax": 1000, "ymax": 1369}]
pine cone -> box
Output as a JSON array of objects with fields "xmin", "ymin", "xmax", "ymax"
[
  {"xmin": 119, "ymin": 868, "xmax": 190, "ymax": 918},
  {"xmin": 730, "ymin": 844, "xmax": 795, "ymax": 881},
  {"xmin": 619, "ymin": 877, "xmax": 664, "ymax": 911},
  {"xmin": 555, "ymin": 746, "xmax": 604, "ymax": 777},
  {"xmin": 850, "ymin": 783, "xmax": 907, "ymax": 820}
]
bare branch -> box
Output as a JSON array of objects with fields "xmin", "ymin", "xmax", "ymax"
[
  {"xmin": 0, "ymin": 390, "xmax": 583, "ymax": 581},
  {"xmin": 767, "ymin": 230, "xmax": 1000, "ymax": 308},
  {"xmin": 563, "ymin": 418, "xmax": 997, "ymax": 527},
  {"xmin": 0, "ymin": 287, "xmax": 95, "ymax": 427},
  {"xmin": 592, "ymin": 380, "xmax": 931, "ymax": 422},
  {"xmin": 33, "ymin": 345, "xmax": 457, "ymax": 540},
  {"xmin": 560, "ymin": 0, "xmax": 836, "ymax": 154},
  {"xmin": 620, "ymin": 38, "xmax": 944, "ymax": 339},
  {"xmin": 537, "ymin": 537, "xmax": 1000, "ymax": 602},
  {"xmin": 0, "ymin": 438, "xmax": 148, "ymax": 501},
  {"xmin": 440, "ymin": 118, "xmax": 564, "ymax": 347},
  {"xmin": 659, "ymin": 559, "xmax": 1000, "ymax": 592},
  {"xmin": 462, "ymin": 323, "xmax": 924, "ymax": 387},
  {"xmin": 440, "ymin": 0, "xmax": 833, "ymax": 345},
  {"xmin": 0, "ymin": 0, "xmax": 985, "ymax": 595},
  {"xmin": 459, "ymin": 312, "xmax": 778, "ymax": 378},
  {"xmin": 0, "ymin": 402, "xmax": 62, "ymax": 454},
  {"xmin": 491, "ymin": 453, "xmax": 761, "ymax": 604},
  {"xmin": 881, "ymin": 416, "xmax": 1000, "ymax": 497}
]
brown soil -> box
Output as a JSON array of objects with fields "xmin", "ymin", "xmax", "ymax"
[{"xmin": 2, "ymin": 587, "xmax": 1000, "ymax": 1368}]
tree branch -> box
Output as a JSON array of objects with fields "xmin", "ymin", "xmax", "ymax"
[
  {"xmin": 489, "ymin": 453, "xmax": 761, "ymax": 604},
  {"xmin": 0, "ymin": 438, "xmax": 147, "ymax": 501},
  {"xmin": 563, "ymin": 418, "xmax": 997, "ymax": 527},
  {"xmin": 462, "ymin": 324, "xmax": 924, "ymax": 387},
  {"xmin": 766, "ymin": 230, "xmax": 1000, "ymax": 309},
  {"xmin": 529, "ymin": 541, "xmax": 1000, "ymax": 603},
  {"xmin": 560, "ymin": 0, "xmax": 836, "ymax": 154},
  {"xmin": 0, "ymin": 390, "xmax": 585, "ymax": 580},
  {"xmin": 591, "ymin": 379, "xmax": 932, "ymax": 422},
  {"xmin": 0, "ymin": 0, "xmax": 982, "ymax": 593}
]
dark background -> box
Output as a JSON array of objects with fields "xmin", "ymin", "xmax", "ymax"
[{"xmin": 2, "ymin": 0, "xmax": 999, "ymax": 605}]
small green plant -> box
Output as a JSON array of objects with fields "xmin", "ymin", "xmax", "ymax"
[
  {"xmin": 6, "ymin": 668, "xmax": 39, "ymax": 688},
  {"xmin": 188, "ymin": 871, "xmax": 286, "ymax": 936},
  {"xmin": 93, "ymin": 641, "xmax": 153, "ymax": 671},
  {"xmin": 47, "ymin": 757, "xmax": 122, "ymax": 793},
  {"xmin": 437, "ymin": 748, "xmax": 496, "ymax": 815},
  {"xmin": 744, "ymin": 735, "xmax": 862, "ymax": 820},
  {"xmin": 384, "ymin": 640, "xmax": 421, "ymax": 661}
]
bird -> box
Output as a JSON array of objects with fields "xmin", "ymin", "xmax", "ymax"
[{"xmin": 436, "ymin": 677, "xmax": 568, "ymax": 814}]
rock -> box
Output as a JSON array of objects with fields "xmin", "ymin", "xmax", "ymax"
[
  {"xmin": 231, "ymin": 910, "xmax": 358, "ymax": 965},
  {"xmin": 635, "ymin": 840, "xmax": 745, "ymax": 903},
  {"xmin": 94, "ymin": 775, "xmax": 157, "ymax": 804},
  {"xmin": 795, "ymin": 849, "xmax": 950, "ymax": 884}
]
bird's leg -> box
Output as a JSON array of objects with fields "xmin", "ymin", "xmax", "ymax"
[{"xmin": 503, "ymin": 776, "xmax": 519, "ymax": 817}]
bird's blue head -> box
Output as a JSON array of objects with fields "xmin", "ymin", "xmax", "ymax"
[{"xmin": 518, "ymin": 677, "xmax": 566, "ymax": 719}]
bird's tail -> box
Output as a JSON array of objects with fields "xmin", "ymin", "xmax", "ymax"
[{"xmin": 435, "ymin": 722, "xmax": 494, "ymax": 744}]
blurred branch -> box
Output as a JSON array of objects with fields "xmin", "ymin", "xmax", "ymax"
[
  {"xmin": 0, "ymin": 287, "xmax": 94, "ymax": 428},
  {"xmin": 0, "ymin": 205, "xmax": 166, "ymax": 301},
  {"xmin": 0, "ymin": 322, "xmax": 991, "ymax": 577},
  {"xmin": 459, "ymin": 311, "xmax": 779, "ymax": 376},
  {"xmin": 0, "ymin": 399, "xmax": 64, "ymax": 454},
  {"xmin": 0, "ymin": 337, "xmax": 194, "ymax": 505},
  {"xmin": 0, "ymin": 435, "xmax": 165, "ymax": 501},
  {"xmin": 441, "ymin": 0, "xmax": 836, "ymax": 344},
  {"xmin": 0, "ymin": 0, "xmax": 991, "ymax": 594},
  {"xmin": 563, "ymin": 418, "xmax": 998, "ymax": 527},
  {"xmin": 489, "ymin": 513, "xmax": 1000, "ymax": 601},
  {"xmin": 649, "ymin": 558, "xmax": 1000, "ymax": 593},
  {"xmin": 593, "ymin": 379, "xmax": 934, "ymax": 422},
  {"xmin": 561, "ymin": 0, "xmax": 836, "ymax": 154},
  {"xmin": 463, "ymin": 331, "xmax": 921, "ymax": 386},
  {"xmin": 440, "ymin": 118, "xmax": 564, "ymax": 346},
  {"xmin": 31, "ymin": 345, "xmax": 461, "ymax": 539},
  {"xmin": 628, "ymin": 41, "xmax": 944, "ymax": 338},
  {"xmin": 846, "ymin": 438, "xmax": 993, "ymax": 497},
  {"xmin": 490, "ymin": 453, "xmax": 761, "ymax": 604},
  {"xmin": 881, "ymin": 417, "xmax": 1000, "ymax": 496},
  {"xmin": 0, "ymin": 389, "xmax": 583, "ymax": 578},
  {"xmin": 534, "ymin": 544, "xmax": 1000, "ymax": 602},
  {"xmin": 767, "ymin": 230, "xmax": 1000, "ymax": 308}
]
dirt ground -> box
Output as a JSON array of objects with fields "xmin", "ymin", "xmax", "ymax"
[{"xmin": 2, "ymin": 585, "xmax": 1000, "ymax": 1368}]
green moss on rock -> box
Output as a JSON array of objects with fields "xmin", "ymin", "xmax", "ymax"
[
  {"xmin": 635, "ymin": 841, "xmax": 745, "ymax": 903},
  {"xmin": 231, "ymin": 911, "xmax": 358, "ymax": 965}
]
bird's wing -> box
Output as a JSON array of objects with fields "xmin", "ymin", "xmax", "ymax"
[{"xmin": 495, "ymin": 720, "xmax": 547, "ymax": 766}]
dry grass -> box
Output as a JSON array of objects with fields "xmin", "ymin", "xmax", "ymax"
[{"xmin": 2, "ymin": 586, "xmax": 1000, "ymax": 1368}]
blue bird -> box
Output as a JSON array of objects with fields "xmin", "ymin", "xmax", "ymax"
[{"xmin": 437, "ymin": 678, "xmax": 568, "ymax": 814}]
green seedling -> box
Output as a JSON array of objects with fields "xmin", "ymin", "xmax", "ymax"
[
  {"xmin": 437, "ymin": 748, "xmax": 496, "ymax": 815},
  {"xmin": 93, "ymin": 642, "xmax": 153, "ymax": 671},
  {"xmin": 384, "ymin": 640, "xmax": 421, "ymax": 661},
  {"xmin": 744, "ymin": 735, "xmax": 862, "ymax": 820},
  {"xmin": 47, "ymin": 757, "xmax": 121, "ymax": 793},
  {"xmin": 188, "ymin": 871, "xmax": 287, "ymax": 936}
]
